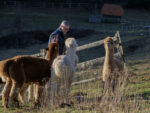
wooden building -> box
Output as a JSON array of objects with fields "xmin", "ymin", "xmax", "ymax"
[{"xmin": 101, "ymin": 4, "xmax": 124, "ymax": 23}]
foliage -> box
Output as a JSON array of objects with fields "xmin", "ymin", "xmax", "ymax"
[{"xmin": 0, "ymin": 0, "xmax": 150, "ymax": 9}]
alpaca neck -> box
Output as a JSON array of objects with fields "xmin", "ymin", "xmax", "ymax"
[
  {"xmin": 104, "ymin": 48, "xmax": 115, "ymax": 71},
  {"xmin": 66, "ymin": 48, "xmax": 76, "ymax": 66},
  {"xmin": 45, "ymin": 43, "xmax": 59, "ymax": 67}
]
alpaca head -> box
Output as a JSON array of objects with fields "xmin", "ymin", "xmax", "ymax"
[
  {"xmin": 104, "ymin": 37, "xmax": 114, "ymax": 50},
  {"xmin": 65, "ymin": 38, "xmax": 78, "ymax": 49}
]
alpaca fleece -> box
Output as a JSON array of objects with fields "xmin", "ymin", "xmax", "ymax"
[
  {"xmin": 102, "ymin": 37, "xmax": 124, "ymax": 82},
  {"xmin": 0, "ymin": 42, "xmax": 59, "ymax": 108},
  {"xmin": 46, "ymin": 38, "xmax": 78, "ymax": 105}
]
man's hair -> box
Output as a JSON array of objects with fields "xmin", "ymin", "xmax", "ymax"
[{"xmin": 60, "ymin": 20, "xmax": 70, "ymax": 27}]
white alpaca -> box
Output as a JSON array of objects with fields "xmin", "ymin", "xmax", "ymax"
[{"xmin": 46, "ymin": 38, "xmax": 78, "ymax": 104}]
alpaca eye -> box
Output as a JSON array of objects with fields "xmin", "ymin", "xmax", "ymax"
[{"xmin": 109, "ymin": 41, "xmax": 113, "ymax": 44}]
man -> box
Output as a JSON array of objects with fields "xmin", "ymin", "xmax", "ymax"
[{"xmin": 48, "ymin": 20, "xmax": 70, "ymax": 55}]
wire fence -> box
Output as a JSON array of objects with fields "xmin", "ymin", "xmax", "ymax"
[
  {"xmin": 0, "ymin": 18, "xmax": 150, "ymax": 38},
  {"xmin": 0, "ymin": 1, "xmax": 90, "ymax": 9}
]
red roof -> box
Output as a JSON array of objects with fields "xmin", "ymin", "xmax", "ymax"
[{"xmin": 101, "ymin": 4, "xmax": 124, "ymax": 17}]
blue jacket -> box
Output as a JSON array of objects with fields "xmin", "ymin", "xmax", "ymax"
[{"xmin": 48, "ymin": 28, "xmax": 65, "ymax": 55}]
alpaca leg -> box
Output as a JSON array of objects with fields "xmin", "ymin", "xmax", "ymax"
[
  {"xmin": 19, "ymin": 84, "xmax": 28, "ymax": 104},
  {"xmin": 64, "ymin": 80, "xmax": 71, "ymax": 104},
  {"xmin": 65, "ymin": 85, "xmax": 71, "ymax": 104},
  {"xmin": 50, "ymin": 82, "xmax": 58, "ymax": 105},
  {"xmin": 50, "ymin": 68, "xmax": 58, "ymax": 105},
  {"xmin": 45, "ymin": 81, "xmax": 51, "ymax": 103},
  {"xmin": 0, "ymin": 81, "xmax": 5, "ymax": 99},
  {"xmin": 111, "ymin": 76, "xmax": 118, "ymax": 95},
  {"xmin": 34, "ymin": 85, "xmax": 38, "ymax": 106},
  {"xmin": 2, "ymin": 78, "xmax": 12, "ymax": 108},
  {"xmin": 65, "ymin": 74, "xmax": 73, "ymax": 103},
  {"xmin": 102, "ymin": 81, "xmax": 109, "ymax": 96},
  {"xmin": 50, "ymin": 68, "xmax": 57, "ymax": 93},
  {"xmin": 28, "ymin": 84, "xmax": 35, "ymax": 102},
  {"xmin": 34, "ymin": 85, "xmax": 44, "ymax": 108},
  {"xmin": 0, "ymin": 93, "xmax": 1, "ymax": 100},
  {"xmin": 9, "ymin": 62, "xmax": 25, "ymax": 107},
  {"xmin": 33, "ymin": 84, "xmax": 37, "ymax": 101},
  {"xmin": 9, "ymin": 81, "xmax": 23, "ymax": 108}
]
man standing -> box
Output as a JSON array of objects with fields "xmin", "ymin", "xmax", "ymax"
[{"xmin": 48, "ymin": 20, "xmax": 70, "ymax": 55}]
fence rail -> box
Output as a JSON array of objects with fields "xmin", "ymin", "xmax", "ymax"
[
  {"xmin": 31, "ymin": 33, "xmax": 118, "ymax": 58},
  {"xmin": 77, "ymin": 53, "xmax": 119, "ymax": 70},
  {"xmin": 76, "ymin": 36, "xmax": 117, "ymax": 52},
  {"xmin": 31, "ymin": 31, "xmax": 124, "ymax": 71},
  {"xmin": 72, "ymin": 76, "xmax": 101, "ymax": 86}
]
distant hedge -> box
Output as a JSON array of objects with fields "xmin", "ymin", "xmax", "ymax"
[
  {"xmin": 105, "ymin": 0, "xmax": 150, "ymax": 9},
  {"xmin": 0, "ymin": 0, "xmax": 150, "ymax": 9},
  {"xmin": 126, "ymin": 0, "xmax": 150, "ymax": 9}
]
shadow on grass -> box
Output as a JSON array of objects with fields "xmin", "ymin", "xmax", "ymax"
[{"xmin": 130, "ymin": 90, "xmax": 150, "ymax": 100}]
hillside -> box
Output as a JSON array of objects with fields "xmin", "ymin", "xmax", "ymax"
[{"xmin": 0, "ymin": 8, "xmax": 150, "ymax": 113}]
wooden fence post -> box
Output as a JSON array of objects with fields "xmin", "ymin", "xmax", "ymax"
[{"xmin": 116, "ymin": 31, "xmax": 125, "ymax": 63}]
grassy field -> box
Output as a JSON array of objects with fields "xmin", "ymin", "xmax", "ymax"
[
  {"xmin": 0, "ymin": 8, "xmax": 150, "ymax": 113},
  {"xmin": 0, "ymin": 59, "xmax": 149, "ymax": 113}
]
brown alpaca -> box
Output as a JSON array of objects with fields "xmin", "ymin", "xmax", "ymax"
[
  {"xmin": 23, "ymin": 43, "xmax": 59, "ymax": 103},
  {"xmin": 102, "ymin": 37, "xmax": 124, "ymax": 82},
  {"xmin": 0, "ymin": 42, "xmax": 59, "ymax": 108}
]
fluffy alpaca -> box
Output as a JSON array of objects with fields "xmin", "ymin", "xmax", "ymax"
[
  {"xmin": 46, "ymin": 38, "xmax": 78, "ymax": 105},
  {"xmin": 102, "ymin": 37, "xmax": 124, "ymax": 82},
  {"xmin": 26, "ymin": 44, "xmax": 59, "ymax": 103},
  {"xmin": 21, "ymin": 44, "xmax": 59, "ymax": 104},
  {"xmin": 0, "ymin": 42, "xmax": 59, "ymax": 108}
]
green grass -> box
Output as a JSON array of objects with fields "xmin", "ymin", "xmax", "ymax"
[
  {"xmin": 0, "ymin": 8, "xmax": 150, "ymax": 112},
  {"xmin": 1, "ymin": 59, "xmax": 149, "ymax": 113},
  {"xmin": 2, "ymin": 59, "xmax": 150, "ymax": 113},
  {"xmin": 126, "ymin": 59, "xmax": 150, "ymax": 96}
]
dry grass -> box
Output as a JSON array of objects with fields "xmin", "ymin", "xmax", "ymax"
[
  {"xmin": 42, "ymin": 62, "xmax": 149, "ymax": 113},
  {"xmin": 0, "ymin": 59, "xmax": 150, "ymax": 113}
]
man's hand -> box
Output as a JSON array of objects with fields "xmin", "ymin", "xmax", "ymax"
[{"xmin": 51, "ymin": 34, "xmax": 59, "ymax": 42}]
